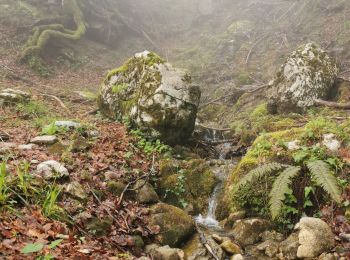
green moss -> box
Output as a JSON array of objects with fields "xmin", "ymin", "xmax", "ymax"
[
  {"xmin": 149, "ymin": 203, "xmax": 194, "ymax": 247},
  {"xmin": 158, "ymin": 159, "xmax": 216, "ymax": 214},
  {"xmin": 112, "ymin": 83, "xmax": 129, "ymax": 93}
]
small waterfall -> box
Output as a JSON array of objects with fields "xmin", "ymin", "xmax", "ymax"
[{"xmin": 195, "ymin": 181, "xmax": 223, "ymax": 228}]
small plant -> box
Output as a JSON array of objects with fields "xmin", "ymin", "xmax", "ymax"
[
  {"xmin": 0, "ymin": 161, "xmax": 9, "ymax": 205},
  {"xmin": 130, "ymin": 129, "xmax": 171, "ymax": 155},
  {"xmin": 21, "ymin": 239, "xmax": 62, "ymax": 259},
  {"xmin": 234, "ymin": 158, "xmax": 342, "ymax": 220},
  {"xmin": 164, "ymin": 169, "xmax": 188, "ymax": 209},
  {"xmin": 17, "ymin": 101, "xmax": 47, "ymax": 118},
  {"xmin": 42, "ymin": 185, "xmax": 62, "ymax": 219},
  {"xmin": 16, "ymin": 161, "xmax": 33, "ymax": 198},
  {"xmin": 41, "ymin": 123, "xmax": 61, "ymax": 135}
]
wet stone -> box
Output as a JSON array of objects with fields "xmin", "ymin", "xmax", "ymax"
[{"xmin": 30, "ymin": 135, "xmax": 58, "ymax": 145}]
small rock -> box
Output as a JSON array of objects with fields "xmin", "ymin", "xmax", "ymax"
[
  {"xmin": 86, "ymin": 217, "xmax": 113, "ymax": 236},
  {"xmin": 36, "ymin": 160, "xmax": 69, "ymax": 180},
  {"xmin": 151, "ymin": 245, "xmax": 184, "ymax": 260},
  {"xmin": 232, "ymin": 218, "xmax": 271, "ymax": 247},
  {"xmin": 224, "ymin": 211, "xmax": 246, "ymax": 229},
  {"xmin": 107, "ymin": 181, "xmax": 126, "ymax": 196},
  {"xmin": 230, "ymin": 254, "xmax": 244, "ymax": 260},
  {"xmin": 149, "ymin": 203, "xmax": 195, "ymax": 247},
  {"xmin": 260, "ymin": 230, "xmax": 284, "ymax": 242},
  {"xmin": 88, "ymin": 130, "xmax": 100, "ymax": 138},
  {"xmin": 286, "ymin": 140, "xmax": 300, "ymax": 151},
  {"xmin": 30, "ymin": 135, "xmax": 57, "ymax": 145},
  {"xmin": 220, "ymin": 240, "xmax": 242, "ymax": 255},
  {"xmin": 256, "ymin": 240, "xmax": 280, "ymax": 257},
  {"xmin": 133, "ymin": 235, "xmax": 145, "ymax": 248},
  {"xmin": 322, "ymin": 133, "xmax": 341, "ymax": 152},
  {"xmin": 295, "ymin": 217, "xmax": 335, "ymax": 259},
  {"xmin": 135, "ymin": 180, "xmax": 159, "ymax": 204},
  {"xmin": 212, "ymin": 234, "xmax": 224, "ymax": 244},
  {"xmin": 63, "ymin": 181, "xmax": 87, "ymax": 200},
  {"xmin": 0, "ymin": 142, "xmax": 17, "ymax": 152},
  {"xmin": 54, "ymin": 121, "xmax": 81, "ymax": 129},
  {"xmin": 0, "ymin": 88, "xmax": 31, "ymax": 104},
  {"xmin": 0, "ymin": 132, "xmax": 10, "ymax": 141},
  {"xmin": 18, "ymin": 144, "xmax": 37, "ymax": 150},
  {"xmin": 145, "ymin": 244, "xmax": 160, "ymax": 254},
  {"xmin": 278, "ymin": 232, "xmax": 299, "ymax": 260},
  {"xmin": 318, "ymin": 252, "xmax": 338, "ymax": 260},
  {"xmin": 71, "ymin": 135, "xmax": 90, "ymax": 152}
]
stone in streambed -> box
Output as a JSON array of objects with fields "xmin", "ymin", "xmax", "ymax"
[{"xmin": 220, "ymin": 240, "xmax": 242, "ymax": 255}]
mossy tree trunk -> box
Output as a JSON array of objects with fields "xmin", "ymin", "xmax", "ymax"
[{"xmin": 20, "ymin": 0, "xmax": 86, "ymax": 62}]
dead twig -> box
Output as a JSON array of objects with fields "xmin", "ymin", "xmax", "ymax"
[
  {"xmin": 195, "ymin": 222, "xmax": 220, "ymax": 260},
  {"xmin": 245, "ymin": 34, "xmax": 270, "ymax": 66},
  {"xmin": 117, "ymin": 154, "xmax": 156, "ymax": 207},
  {"xmin": 38, "ymin": 94, "xmax": 71, "ymax": 114}
]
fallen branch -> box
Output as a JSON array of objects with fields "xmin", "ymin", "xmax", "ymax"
[
  {"xmin": 38, "ymin": 94, "xmax": 71, "ymax": 114},
  {"xmin": 117, "ymin": 154, "xmax": 156, "ymax": 207},
  {"xmin": 195, "ymin": 222, "xmax": 220, "ymax": 260},
  {"xmin": 245, "ymin": 34, "xmax": 270, "ymax": 66},
  {"xmin": 314, "ymin": 99, "xmax": 350, "ymax": 109},
  {"xmin": 197, "ymin": 124, "xmax": 231, "ymax": 132},
  {"xmin": 199, "ymin": 84, "xmax": 267, "ymax": 109}
]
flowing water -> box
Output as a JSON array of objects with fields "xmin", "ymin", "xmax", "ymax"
[{"xmin": 195, "ymin": 157, "xmax": 239, "ymax": 230}]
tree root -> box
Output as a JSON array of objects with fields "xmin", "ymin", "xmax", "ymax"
[
  {"xmin": 314, "ymin": 99, "xmax": 350, "ymax": 109},
  {"xmin": 20, "ymin": 0, "xmax": 86, "ymax": 62}
]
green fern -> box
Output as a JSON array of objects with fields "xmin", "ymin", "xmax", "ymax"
[
  {"xmin": 269, "ymin": 166, "xmax": 300, "ymax": 219},
  {"xmin": 307, "ymin": 160, "xmax": 342, "ymax": 203},
  {"xmin": 235, "ymin": 162, "xmax": 285, "ymax": 190}
]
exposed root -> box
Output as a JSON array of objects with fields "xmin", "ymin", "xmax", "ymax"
[{"xmin": 20, "ymin": 0, "xmax": 86, "ymax": 62}]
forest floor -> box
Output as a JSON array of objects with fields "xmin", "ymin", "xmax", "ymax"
[
  {"xmin": 0, "ymin": 16, "xmax": 176, "ymax": 258},
  {"xmin": 0, "ymin": 55, "xmax": 162, "ymax": 258}
]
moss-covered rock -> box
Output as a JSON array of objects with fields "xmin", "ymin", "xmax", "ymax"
[
  {"xmin": 158, "ymin": 159, "xmax": 216, "ymax": 214},
  {"xmin": 267, "ymin": 43, "xmax": 339, "ymax": 114},
  {"xmin": 98, "ymin": 50, "xmax": 201, "ymax": 145},
  {"xmin": 149, "ymin": 203, "xmax": 195, "ymax": 247}
]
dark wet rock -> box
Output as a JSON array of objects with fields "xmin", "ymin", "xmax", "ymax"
[
  {"xmin": 150, "ymin": 245, "xmax": 185, "ymax": 260},
  {"xmin": 231, "ymin": 218, "xmax": 271, "ymax": 247},
  {"xmin": 149, "ymin": 203, "xmax": 195, "ymax": 247},
  {"xmin": 183, "ymin": 233, "xmax": 225, "ymax": 260},
  {"xmin": 220, "ymin": 240, "xmax": 242, "ymax": 255},
  {"xmin": 278, "ymin": 233, "xmax": 299, "ymax": 260},
  {"xmin": 135, "ymin": 180, "xmax": 159, "ymax": 204}
]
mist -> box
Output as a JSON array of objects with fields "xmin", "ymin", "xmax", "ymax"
[{"xmin": 1, "ymin": 0, "xmax": 350, "ymax": 259}]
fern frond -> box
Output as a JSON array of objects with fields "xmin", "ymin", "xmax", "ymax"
[
  {"xmin": 307, "ymin": 160, "xmax": 342, "ymax": 203},
  {"xmin": 235, "ymin": 162, "xmax": 285, "ymax": 190},
  {"xmin": 269, "ymin": 166, "xmax": 300, "ymax": 219}
]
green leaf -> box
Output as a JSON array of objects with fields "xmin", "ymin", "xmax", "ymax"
[
  {"xmin": 304, "ymin": 186, "xmax": 313, "ymax": 198},
  {"xmin": 303, "ymin": 200, "xmax": 313, "ymax": 208},
  {"xmin": 21, "ymin": 243, "xmax": 44, "ymax": 254},
  {"xmin": 307, "ymin": 160, "xmax": 342, "ymax": 204},
  {"xmin": 269, "ymin": 166, "xmax": 300, "ymax": 219},
  {"xmin": 293, "ymin": 150, "xmax": 309, "ymax": 163},
  {"xmin": 235, "ymin": 162, "xmax": 285, "ymax": 190},
  {"xmin": 48, "ymin": 239, "xmax": 63, "ymax": 249}
]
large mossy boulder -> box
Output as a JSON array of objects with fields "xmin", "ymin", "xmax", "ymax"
[
  {"xmin": 158, "ymin": 159, "xmax": 216, "ymax": 215},
  {"xmin": 98, "ymin": 51, "xmax": 201, "ymax": 144},
  {"xmin": 268, "ymin": 43, "xmax": 339, "ymax": 114},
  {"xmin": 149, "ymin": 203, "xmax": 195, "ymax": 247}
]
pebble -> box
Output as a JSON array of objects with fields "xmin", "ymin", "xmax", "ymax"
[
  {"xmin": 54, "ymin": 121, "xmax": 81, "ymax": 129},
  {"xmin": 30, "ymin": 135, "xmax": 57, "ymax": 145},
  {"xmin": 36, "ymin": 160, "xmax": 69, "ymax": 180},
  {"xmin": 18, "ymin": 144, "xmax": 37, "ymax": 150}
]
